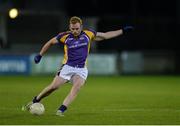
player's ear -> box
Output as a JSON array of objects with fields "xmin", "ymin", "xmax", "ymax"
[{"xmin": 80, "ymin": 25, "xmax": 83, "ymax": 30}]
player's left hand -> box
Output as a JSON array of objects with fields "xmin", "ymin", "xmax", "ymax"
[{"xmin": 122, "ymin": 26, "xmax": 134, "ymax": 34}]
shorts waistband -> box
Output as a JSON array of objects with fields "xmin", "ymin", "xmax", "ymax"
[{"xmin": 66, "ymin": 64, "xmax": 85, "ymax": 68}]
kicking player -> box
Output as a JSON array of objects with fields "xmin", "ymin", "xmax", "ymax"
[{"xmin": 22, "ymin": 16, "xmax": 133, "ymax": 116}]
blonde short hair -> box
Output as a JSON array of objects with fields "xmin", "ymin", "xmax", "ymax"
[{"xmin": 69, "ymin": 16, "xmax": 82, "ymax": 25}]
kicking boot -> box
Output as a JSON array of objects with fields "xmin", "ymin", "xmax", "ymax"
[
  {"xmin": 56, "ymin": 110, "xmax": 64, "ymax": 116},
  {"xmin": 22, "ymin": 96, "xmax": 40, "ymax": 111},
  {"xmin": 22, "ymin": 101, "xmax": 33, "ymax": 111}
]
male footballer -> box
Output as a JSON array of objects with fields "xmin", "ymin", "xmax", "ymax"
[{"xmin": 22, "ymin": 16, "xmax": 133, "ymax": 116}]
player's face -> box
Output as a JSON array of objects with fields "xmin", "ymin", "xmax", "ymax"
[{"xmin": 69, "ymin": 23, "xmax": 82, "ymax": 36}]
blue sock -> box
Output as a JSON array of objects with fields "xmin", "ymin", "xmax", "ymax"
[{"xmin": 58, "ymin": 105, "xmax": 67, "ymax": 113}]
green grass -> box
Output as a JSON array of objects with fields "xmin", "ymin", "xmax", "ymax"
[{"xmin": 0, "ymin": 75, "xmax": 180, "ymax": 124}]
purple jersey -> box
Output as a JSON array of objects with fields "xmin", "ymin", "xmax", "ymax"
[{"xmin": 56, "ymin": 29, "xmax": 96, "ymax": 68}]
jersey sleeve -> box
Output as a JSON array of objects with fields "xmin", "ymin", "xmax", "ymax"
[
  {"xmin": 56, "ymin": 32, "xmax": 69, "ymax": 44},
  {"xmin": 84, "ymin": 29, "xmax": 97, "ymax": 41}
]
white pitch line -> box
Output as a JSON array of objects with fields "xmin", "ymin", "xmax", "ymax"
[{"xmin": 103, "ymin": 108, "xmax": 180, "ymax": 112}]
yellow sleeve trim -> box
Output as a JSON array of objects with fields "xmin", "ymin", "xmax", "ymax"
[
  {"xmin": 84, "ymin": 30, "xmax": 95, "ymax": 41},
  {"xmin": 60, "ymin": 34, "xmax": 69, "ymax": 43},
  {"xmin": 62, "ymin": 45, "xmax": 68, "ymax": 64}
]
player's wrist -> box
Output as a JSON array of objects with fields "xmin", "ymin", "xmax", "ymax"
[
  {"xmin": 36, "ymin": 54, "xmax": 42, "ymax": 59},
  {"xmin": 38, "ymin": 54, "xmax": 42, "ymax": 57}
]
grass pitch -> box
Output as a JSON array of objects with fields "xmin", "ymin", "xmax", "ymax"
[{"xmin": 0, "ymin": 75, "xmax": 180, "ymax": 125}]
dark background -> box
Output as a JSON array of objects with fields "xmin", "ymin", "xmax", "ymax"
[
  {"xmin": 0, "ymin": 0, "xmax": 180, "ymax": 73},
  {"xmin": 1, "ymin": 0, "xmax": 179, "ymax": 51}
]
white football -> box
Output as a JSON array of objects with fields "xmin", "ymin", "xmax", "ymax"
[{"xmin": 29, "ymin": 103, "xmax": 45, "ymax": 115}]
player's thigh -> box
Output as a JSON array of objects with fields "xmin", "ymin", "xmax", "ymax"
[
  {"xmin": 71, "ymin": 75, "xmax": 85, "ymax": 93},
  {"xmin": 51, "ymin": 75, "xmax": 67, "ymax": 88},
  {"xmin": 72, "ymin": 75, "xmax": 85, "ymax": 85}
]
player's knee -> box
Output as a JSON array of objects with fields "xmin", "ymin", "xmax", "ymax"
[
  {"xmin": 77, "ymin": 85, "xmax": 82, "ymax": 91},
  {"xmin": 51, "ymin": 86, "xmax": 58, "ymax": 90}
]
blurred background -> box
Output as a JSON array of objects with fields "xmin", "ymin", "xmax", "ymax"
[{"xmin": 0, "ymin": 0, "xmax": 179, "ymax": 75}]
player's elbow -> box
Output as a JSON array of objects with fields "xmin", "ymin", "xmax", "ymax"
[
  {"xmin": 49, "ymin": 37, "xmax": 58, "ymax": 45},
  {"xmin": 103, "ymin": 32, "xmax": 112, "ymax": 40}
]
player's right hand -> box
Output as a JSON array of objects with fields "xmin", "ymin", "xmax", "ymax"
[{"xmin": 34, "ymin": 54, "xmax": 42, "ymax": 64}]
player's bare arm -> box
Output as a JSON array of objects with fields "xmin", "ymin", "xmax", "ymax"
[
  {"xmin": 95, "ymin": 26, "xmax": 134, "ymax": 41},
  {"xmin": 95, "ymin": 29, "xmax": 123, "ymax": 41},
  {"xmin": 34, "ymin": 37, "xmax": 58, "ymax": 64},
  {"xmin": 39, "ymin": 37, "xmax": 58, "ymax": 56}
]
